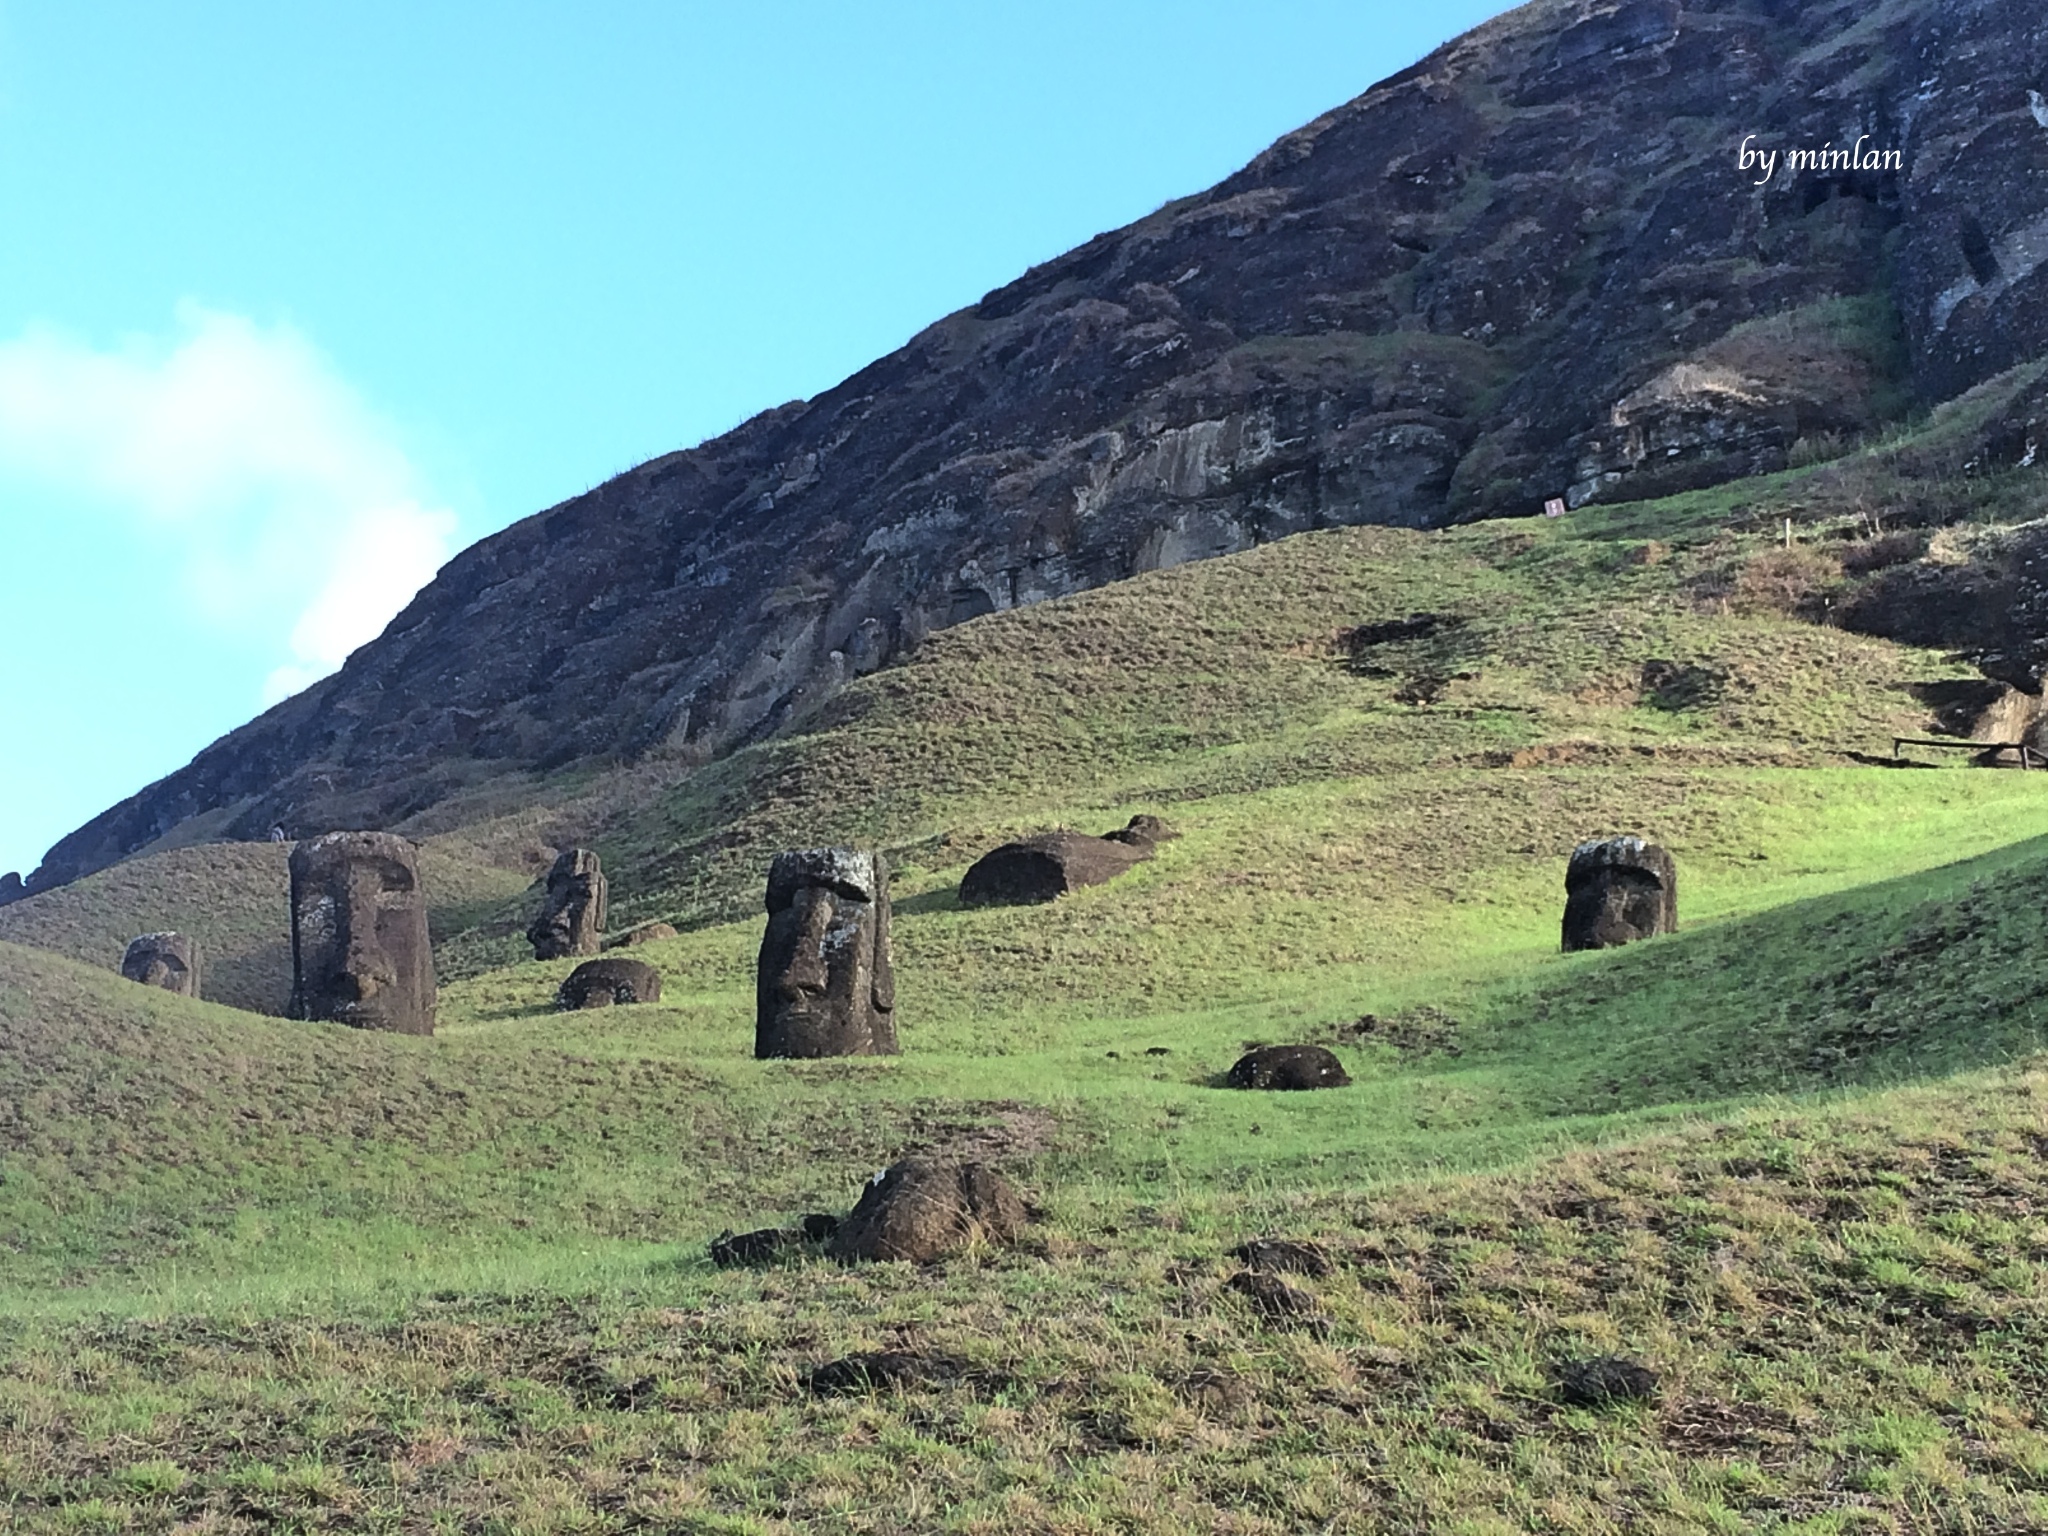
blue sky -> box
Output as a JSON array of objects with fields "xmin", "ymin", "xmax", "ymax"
[{"xmin": 0, "ymin": 1, "xmax": 1507, "ymax": 880}]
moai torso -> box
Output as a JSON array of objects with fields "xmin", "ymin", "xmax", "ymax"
[
  {"xmin": 288, "ymin": 831, "xmax": 437, "ymax": 1034},
  {"xmin": 756, "ymin": 848, "xmax": 897, "ymax": 1058},
  {"xmin": 527, "ymin": 848, "xmax": 608, "ymax": 959},
  {"xmin": 1562, "ymin": 836, "xmax": 1677, "ymax": 952},
  {"xmin": 122, "ymin": 932, "xmax": 201, "ymax": 997}
]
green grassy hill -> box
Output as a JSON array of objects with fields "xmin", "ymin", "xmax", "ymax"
[{"xmin": 2, "ymin": 391, "xmax": 2048, "ymax": 1529}]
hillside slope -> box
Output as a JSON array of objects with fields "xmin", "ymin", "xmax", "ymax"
[{"xmin": 27, "ymin": 0, "xmax": 2048, "ymax": 891}]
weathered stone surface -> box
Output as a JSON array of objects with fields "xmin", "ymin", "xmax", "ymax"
[
  {"xmin": 829, "ymin": 1159, "xmax": 1027, "ymax": 1263},
  {"xmin": 1562, "ymin": 837, "xmax": 1677, "ymax": 952},
  {"xmin": 27, "ymin": 0, "xmax": 2048, "ymax": 896},
  {"xmin": 1551, "ymin": 1356, "xmax": 1660, "ymax": 1408},
  {"xmin": 288, "ymin": 832, "xmax": 436, "ymax": 1035},
  {"xmin": 756, "ymin": 849, "xmax": 897, "ymax": 1059},
  {"xmin": 557, "ymin": 956, "xmax": 662, "ymax": 1010},
  {"xmin": 121, "ymin": 932, "xmax": 200, "ymax": 997},
  {"xmin": 958, "ymin": 827, "xmax": 1151, "ymax": 906},
  {"xmin": 527, "ymin": 848, "xmax": 608, "ymax": 960},
  {"xmin": 805, "ymin": 1350, "xmax": 970, "ymax": 1396},
  {"xmin": 709, "ymin": 1213, "xmax": 840, "ymax": 1268},
  {"xmin": 1103, "ymin": 814, "xmax": 1180, "ymax": 849},
  {"xmin": 605, "ymin": 921, "xmax": 678, "ymax": 949},
  {"xmin": 1226, "ymin": 1044, "xmax": 1352, "ymax": 1090},
  {"xmin": 0, "ymin": 872, "xmax": 23, "ymax": 908}
]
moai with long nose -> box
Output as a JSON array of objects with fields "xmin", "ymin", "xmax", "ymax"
[
  {"xmin": 527, "ymin": 848, "xmax": 608, "ymax": 960},
  {"xmin": 1561, "ymin": 836, "xmax": 1677, "ymax": 952},
  {"xmin": 288, "ymin": 831, "xmax": 437, "ymax": 1035},
  {"xmin": 121, "ymin": 932, "xmax": 201, "ymax": 997},
  {"xmin": 755, "ymin": 848, "xmax": 897, "ymax": 1059}
]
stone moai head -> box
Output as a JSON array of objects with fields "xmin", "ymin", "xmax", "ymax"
[
  {"xmin": 121, "ymin": 932, "xmax": 200, "ymax": 997},
  {"xmin": 756, "ymin": 848, "xmax": 897, "ymax": 1059},
  {"xmin": 527, "ymin": 848, "xmax": 608, "ymax": 960},
  {"xmin": 288, "ymin": 831, "xmax": 436, "ymax": 1035},
  {"xmin": 1562, "ymin": 836, "xmax": 1677, "ymax": 952}
]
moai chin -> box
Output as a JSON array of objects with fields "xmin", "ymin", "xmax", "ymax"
[
  {"xmin": 121, "ymin": 932, "xmax": 201, "ymax": 998},
  {"xmin": 1562, "ymin": 836, "xmax": 1677, "ymax": 952},
  {"xmin": 527, "ymin": 848, "xmax": 608, "ymax": 960},
  {"xmin": 756, "ymin": 848, "xmax": 898, "ymax": 1059},
  {"xmin": 288, "ymin": 831, "xmax": 437, "ymax": 1035}
]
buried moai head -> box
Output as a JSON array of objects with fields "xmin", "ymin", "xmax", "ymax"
[
  {"xmin": 1562, "ymin": 836, "xmax": 1677, "ymax": 952},
  {"xmin": 556, "ymin": 957, "xmax": 661, "ymax": 1010},
  {"xmin": 121, "ymin": 932, "xmax": 200, "ymax": 997},
  {"xmin": 527, "ymin": 848, "xmax": 608, "ymax": 960},
  {"xmin": 288, "ymin": 831, "xmax": 436, "ymax": 1035},
  {"xmin": 756, "ymin": 848, "xmax": 897, "ymax": 1059}
]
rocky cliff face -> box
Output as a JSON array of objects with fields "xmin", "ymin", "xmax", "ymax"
[{"xmin": 30, "ymin": 0, "xmax": 2048, "ymax": 892}]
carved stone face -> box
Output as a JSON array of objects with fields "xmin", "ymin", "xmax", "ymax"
[
  {"xmin": 756, "ymin": 848, "xmax": 897, "ymax": 1059},
  {"xmin": 1562, "ymin": 836, "xmax": 1677, "ymax": 952},
  {"xmin": 528, "ymin": 848, "xmax": 608, "ymax": 959},
  {"xmin": 288, "ymin": 831, "xmax": 436, "ymax": 1035},
  {"xmin": 121, "ymin": 931, "xmax": 200, "ymax": 997}
]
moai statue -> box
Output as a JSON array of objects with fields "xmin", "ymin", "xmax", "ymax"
[
  {"xmin": 527, "ymin": 848, "xmax": 608, "ymax": 960},
  {"xmin": 756, "ymin": 848, "xmax": 897, "ymax": 1059},
  {"xmin": 1562, "ymin": 836, "xmax": 1677, "ymax": 952},
  {"xmin": 0, "ymin": 871, "xmax": 24, "ymax": 907},
  {"xmin": 121, "ymin": 932, "xmax": 201, "ymax": 997},
  {"xmin": 557, "ymin": 957, "xmax": 661, "ymax": 1010},
  {"xmin": 288, "ymin": 831, "xmax": 437, "ymax": 1035}
]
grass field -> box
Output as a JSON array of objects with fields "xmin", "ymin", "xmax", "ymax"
[{"xmin": 2, "ymin": 400, "xmax": 2048, "ymax": 1529}]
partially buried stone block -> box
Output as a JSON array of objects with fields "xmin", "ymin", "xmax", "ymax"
[
  {"xmin": 527, "ymin": 848, "xmax": 607, "ymax": 959},
  {"xmin": 121, "ymin": 932, "xmax": 200, "ymax": 997},
  {"xmin": 756, "ymin": 848, "xmax": 897, "ymax": 1059},
  {"xmin": 557, "ymin": 957, "xmax": 662, "ymax": 1010},
  {"xmin": 288, "ymin": 831, "xmax": 436, "ymax": 1035},
  {"xmin": 1226, "ymin": 1044, "xmax": 1351, "ymax": 1090},
  {"xmin": 1562, "ymin": 836, "xmax": 1677, "ymax": 952},
  {"xmin": 958, "ymin": 815, "xmax": 1173, "ymax": 906}
]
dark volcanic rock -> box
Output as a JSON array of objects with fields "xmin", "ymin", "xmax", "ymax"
[
  {"xmin": 958, "ymin": 826, "xmax": 1153, "ymax": 906},
  {"xmin": 1562, "ymin": 837, "xmax": 1677, "ymax": 952},
  {"xmin": 829, "ymin": 1159, "xmax": 1027, "ymax": 1264},
  {"xmin": 805, "ymin": 1350, "xmax": 970, "ymax": 1396},
  {"xmin": 557, "ymin": 957, "xmax": 661, "ymax": 1010},
  {"xmin": 708, "ymin": 1213, "xmax": 839, "ymax": 1269},
  {"xmin": 756, "ymin": 848, "xmax": 897, "ymax": 1058},
  {"xmin": 1103, "ymin": 813, "xmax": 1180, "ymax": 849},
  {"xmin": 1224, "ymin": 1269, "xmax": 1332, "ymax": 1335},
  {"xmin": 527, "ymin": 848, "xmax": 608, "ymax": 960},
  {"xmin": 1551, "ymin": 1356, "xmax": 1660, "ymax": 1409},
  {"xmin": 0, "ymin": 873, "xmax": 22, "ymax": 908},
  {"xmin": 121, "ymin": 932, "xmax": 200, "ymax": 998},
  {"xmin": 1229, "ymin": 1238, "xmax": 1334, "ymax": 1278},
  {"xmin": 27, "ymin": 0, "xmax": 2048, "ymax": 894},
  {"xmin": 288, "ymin": 831, "xmax": 436, "ymax": 1035},
  {"xmin": 1226, "ymin": 1045, "xmax": 1352, "ymax": 1090}
]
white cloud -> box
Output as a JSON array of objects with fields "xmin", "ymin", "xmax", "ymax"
[{"xmin": 0, "ymin": 303, "xmax": 458, "ymax": 704}]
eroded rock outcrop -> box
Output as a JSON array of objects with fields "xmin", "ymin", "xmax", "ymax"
[
  {"xmin": 1562, "ymin": 837, "xmax": 1677, "ymax": 953},
  {"xmin": 528, "ymin": 848, "xmax": 608, "ymax": 960},
  {"xmin": 756, "ymin": 848, "xmax": 897, "ymax": 1058},
  {"xmin": 288, "ymin": 831, "xmax": 436, "ymax": 1035},
  {"xmin": 121, "ymin": 932, "xmax": 200, "ymax": 997},
  {"xmin": 27, "ymin": 0, "xmax": 2048, "ymax": 895}
]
